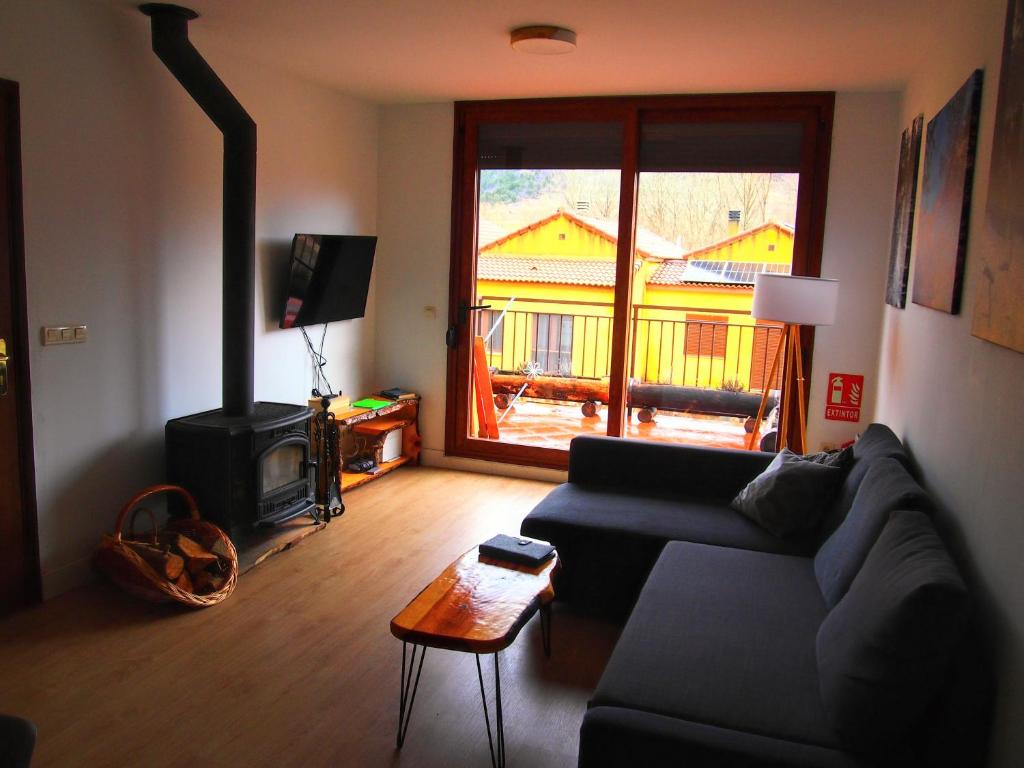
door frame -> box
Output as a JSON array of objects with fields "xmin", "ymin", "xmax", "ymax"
[
  {"xmin": 445, "ymin": 92, "xmax": 834, "ymax": 469},
  {"xmin": 1, "ymin": 78, "xmax": 42, "ymax": 608}
]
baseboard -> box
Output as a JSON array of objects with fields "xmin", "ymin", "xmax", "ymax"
[
  {"xmin": 420, "ymin": 448, "xmax": 567, "ymax": 484},
  {"xmin": 41, "ymin": 556, "xmax": 96, "ymax": 600}
]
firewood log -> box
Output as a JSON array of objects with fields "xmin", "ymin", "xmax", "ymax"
[
  {"xmin": 174, "ymin": 571, "xmax": 193, "ymax": 593},
  {"xmin": 195, "ymin": 531, "xmax": 233, "ymax": 561},
  {"xmin": 160, "ymin": 532, "xmax": 219, "ymax": 574},
  {"xmin": 192, "ymin": 570, "xmax": 227, "ymax": 594},
  {"xmin": 208, "ymin": 538, "xmax": 232, "ymax": 561},
  {"xmin": 123, "ymin": 541, "xmax": 184, "ymax": 580}
]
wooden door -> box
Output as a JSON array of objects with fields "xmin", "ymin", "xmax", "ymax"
[{"xmin": 0, "ymin": 79, "xmax": 41, "ymax": 612}]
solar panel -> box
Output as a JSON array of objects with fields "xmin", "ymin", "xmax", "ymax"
[{"xmin": 685, "ymin": 260, "xmax": 792, "ymax": 284}]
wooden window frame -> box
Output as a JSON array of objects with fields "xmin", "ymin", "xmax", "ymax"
[{"xmin": 446, "ymin": 93, "xmax": 834, "ymax": 469}]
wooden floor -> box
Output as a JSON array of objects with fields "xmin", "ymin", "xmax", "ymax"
[{"xmin": 0, "ymin": 468, "xmax": 621, "ymax": 767}]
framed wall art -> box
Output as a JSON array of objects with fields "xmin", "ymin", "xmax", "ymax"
[{"xmin": 913, "ymin": 69, "xmax": 984, "ymax": 314}]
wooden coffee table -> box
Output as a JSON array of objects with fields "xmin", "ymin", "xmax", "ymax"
[{"xmin": 390, "ymin": 544, "xmax": 558, "ymax": 768}]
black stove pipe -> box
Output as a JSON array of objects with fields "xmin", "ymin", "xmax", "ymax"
[{"xmin": 140, "ymin": 3, "xmax": 256, "ymax": 417}]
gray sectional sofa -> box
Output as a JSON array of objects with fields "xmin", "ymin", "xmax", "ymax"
[{"xmin": 520, "ymin": 425, "xmax": 991, "ymax": 767}]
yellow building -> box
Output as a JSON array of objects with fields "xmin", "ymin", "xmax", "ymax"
[{"xmin": 475, "ymin": 210, "xmax": 793, "ymax": 392}]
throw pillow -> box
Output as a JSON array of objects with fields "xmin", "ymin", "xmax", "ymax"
[
  {"xmin": 816, "ymin": 510, "xmax": 970, "ymax": 754},
  {"xmin": 731, "ymin": 449, "xmax": 843, "ymax": 538},
  {"xmin": 804, "ymin": 444, "xmax": 855, "ymax": 471}
]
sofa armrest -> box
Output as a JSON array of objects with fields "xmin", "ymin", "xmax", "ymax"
[
  {"xmin": 568, "ymin": 436, "xmax": 774, "ymax": 501},
  {"xmin": 580, "ymin": 707, "xmax": 864, "ymax": 768}
]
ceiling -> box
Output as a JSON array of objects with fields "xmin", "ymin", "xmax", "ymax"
[{"xmin": 107, "ymin": 0, "xmax": 982, "ymax": 104}]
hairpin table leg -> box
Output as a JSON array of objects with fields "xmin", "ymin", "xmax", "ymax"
[
  {"xmin": 475, "ymin": 652, "xmax": 506, "ymax": 768},
  {"xmin": 397, "ymin": 642, "xmax": 427, "ymax": 748},
  {"xmin": 540, "ymin": 602, "xmax": 552, "ymax": 658}
]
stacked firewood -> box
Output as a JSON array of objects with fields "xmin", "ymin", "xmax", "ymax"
[{"xmin": 122, "ymin": 530, "xmax": 232, "ymax": 595}]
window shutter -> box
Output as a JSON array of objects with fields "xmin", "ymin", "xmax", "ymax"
[{"xmin": 750, "ymin": 321, "xmax": 784, "ymax": 391}]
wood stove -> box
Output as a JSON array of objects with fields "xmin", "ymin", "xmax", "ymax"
[
  {"xmin": 141, "ymin": 5, "xmax": 321, "ymax": 539},
  {"xmin": 166, "ymin": 403, "xmax": 315, "ymax": 539}
]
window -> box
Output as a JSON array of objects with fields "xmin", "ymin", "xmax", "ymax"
[
  {"xmin": 685, "ymin": 314, "xmax": 728, "ymax": 358},
  {"xmin": 750, "ymin": 321, "xmax": 784, "ymax": 391},
  {"xmin": 478, "ymin": 309, "xmax": 504, "ymax": 355},
  {"xmin": 532, "ymin": 314, "xmax": 573, "ymax": 375},
  {"xmin": 448, "ymin": 93, "xmax": 834, "ymax": 466}
]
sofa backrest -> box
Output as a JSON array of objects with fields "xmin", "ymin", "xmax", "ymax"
[
  {"xmin": 814, "ymin": 457, "xmax": 932, "ymax": 608},
  {"xmin": 816, "ymin": 509, "xmax": 971, "ymax": 756},
  {"xmin": 816, "ymin": 423, "xmax": 911, "ymax": 540}
]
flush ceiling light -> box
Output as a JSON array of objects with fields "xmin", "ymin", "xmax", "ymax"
[{"xmin": 510, "ymin": 25, "xmax": 577, "ymax": 55}]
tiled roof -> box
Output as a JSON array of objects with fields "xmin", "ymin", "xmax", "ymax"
[
  {"xmin": 477, "ymin": 256, "xmax": 616, "ymax": 286},
  {"xmin": 480, "ymin": 209, "xmax": 685, "ymax": 260},
  {"xmin": 574, "ymin": 213, "xmax": 685, "ymax": 259},
  {"xmin": 477, "ymin": 218, "xmax": 507, "ymax": 249},
  {"xmin": 648, "ymin": 260, "xmax": 791, "ymax": 286}
]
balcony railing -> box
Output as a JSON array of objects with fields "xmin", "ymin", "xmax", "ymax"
[{"xmin": 476, "ymin": 297, "xmax": 783, "ymax": 394}]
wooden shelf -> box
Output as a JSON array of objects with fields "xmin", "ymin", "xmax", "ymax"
[
  {"xmin": 352, "ymin": 417, "xmax": 413, "ymax": 437},
  {"xmin": 312, "ymin": 395, "xmax": 422, "ymax": 497},
  {"xmin": 341, "ymin": 455, "xmax": 412, "ymax": 491},
  {"xmin": 333, "ymin": 399, "xmax": 416, "ymax": 427}
]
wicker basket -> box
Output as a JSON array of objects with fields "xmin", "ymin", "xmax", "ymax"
[{"xmin": 94, "ymin": 484, "xmax": 238, "ymax": 608}]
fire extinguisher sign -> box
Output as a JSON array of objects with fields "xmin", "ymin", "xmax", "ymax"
[{"xmin": 825, "ymin": 373, "xmax": 864, "ymax": 422}]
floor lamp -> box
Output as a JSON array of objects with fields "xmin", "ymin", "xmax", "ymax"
[{"xmin": 746, "ymin": 274, "xmax": 839, "ymax": 453}]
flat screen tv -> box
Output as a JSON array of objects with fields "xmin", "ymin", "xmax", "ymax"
[{"xmin": 279, "ymin": 234, "xmax": 377, "ymax": 329}]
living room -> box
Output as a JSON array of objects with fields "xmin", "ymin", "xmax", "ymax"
[{"xmin": 0, "ymin": 1, "xmax": 1021, "ymax": 766}]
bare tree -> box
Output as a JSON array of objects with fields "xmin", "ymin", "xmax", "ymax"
[
  {"xmin": 557, "ymin": 170, "xmax": 619, "ymax": 218},
  {"xmin": 725, "ymin": 173, "xmax": 773, "ymax": 229},
  {"xmin": 476, "ymin": 169, "xmax": 796, "ymax": 252}
]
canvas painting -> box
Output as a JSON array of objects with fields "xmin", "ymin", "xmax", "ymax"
[
  {"xmin": 913, "ymin": 69, "xmax": 984, "ymax": 314},
  {"xmin": 886, "ymin": 114, "xmax": 924, "ymax": 308},
  {"xmin": 973, "ymin": 0, "xmax": 1024, "ymax": 353}
]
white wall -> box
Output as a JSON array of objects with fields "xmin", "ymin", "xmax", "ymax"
[
  {"xmin": 810, "ymin": 92, "xmax": 901, "ymax": 449},
  {"xmin": 0, "ymin": 0, "xmax": 378, "ymax": 596},
  {"xmin": 875, "ymin": 1, "xmax": 1024, "ymax": 764},
  {"xmin": 374, "ymin": 104, "xmax": 454, "ymax": 461},
  {"xmin": 374, "ymin": 94, "xmax": 899, "ymax": 473}
]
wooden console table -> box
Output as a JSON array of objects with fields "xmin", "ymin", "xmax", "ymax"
[{"xmin": 317, "ymin": 397, "xmax": 421, "ymax": 493}]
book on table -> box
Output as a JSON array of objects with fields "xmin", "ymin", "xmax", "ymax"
[
  {"xmin": 379, "ymin": 387, "xmax": 417, "ymax": 401},
  {"xmin": 350, "ymin": 398, "xmax": 393, "ymax": 410},
  {"xmin": 479, "ymin": 534, "xmax": 555, "ymax": 567}
]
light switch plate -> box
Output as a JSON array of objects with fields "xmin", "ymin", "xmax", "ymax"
[{"xmin": 42, "ymin": 325, "xmax": 87, "ymax": 345}]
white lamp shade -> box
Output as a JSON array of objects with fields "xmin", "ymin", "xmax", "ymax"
[{"xmin": 751, "ymin": 274, "xmax": 839, "ymax": 326}]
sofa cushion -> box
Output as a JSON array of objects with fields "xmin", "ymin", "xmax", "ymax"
[
  {"xmin": 591, "ymin": 541, "xmax": 839, "ymax": 748},
  {"xmin": 731, "ymin": 449, "xmax": 845, "ymax": 538},
  {"xmin": 523, "ymin": 483, "xmax": 816, "ymax": 557},
  {"xmin": 814, "ymin": 458, "xmax": 932, "ymax": 608},
  {"xmin": 817, "ymin": 510, "xmax": 970, "ymax": 754},
  {"xmin": 817, "ymin": 424, "xmax": 911, "ymax": 538}
]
